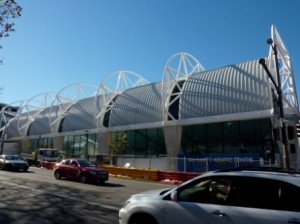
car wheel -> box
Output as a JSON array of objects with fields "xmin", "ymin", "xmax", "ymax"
[
  {"xmin": 79, "ymin": 174, "xmax": 86, "ymax": 183},
  {"xmin": 36, "ymin": 161, "xmax": 41, "ymax": 168},
  {"xmin": 4, "ymin": 164, "xmax": 10, "ymax": 171},
  {"xmin": 98, "ymin": 180, "xmax": 105, "ymax": 185},
  {"xmin": 129, "ymin": 214, "xmax": 158, "ymax": 224},
  {"xmin": 54, "ymin": 170, "xmax": 62, "ymax": 179}
]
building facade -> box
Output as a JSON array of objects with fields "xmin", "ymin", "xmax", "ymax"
[{"xmin": 1, "ymin": 26, "xmax": 299, "ymax": 171}]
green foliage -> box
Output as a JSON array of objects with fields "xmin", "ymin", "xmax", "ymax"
[
  {"xmin": 107, "ymin": 131, "xmax": 130, "ymax": 156},
  {"xmin": 0, "ymin": 0, "xmax": 22, "ymax": 63}
]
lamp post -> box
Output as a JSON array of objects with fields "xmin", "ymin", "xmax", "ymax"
[{"xmin": 259, "ymin": 38, "xmax": 290, "ymax": 169}]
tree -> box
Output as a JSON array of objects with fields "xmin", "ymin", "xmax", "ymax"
[
  {"xmin": 0, "ymin": 0, "xmax": 22, "ymax": 64},
  {"xmin": 107, "ymin": 131, "xmax": 130, "ymax": 165}
]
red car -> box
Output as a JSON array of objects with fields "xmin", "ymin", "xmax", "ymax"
[{"xmin": 54, "ymin": 158, "xmax": 109, "ymax": 184}]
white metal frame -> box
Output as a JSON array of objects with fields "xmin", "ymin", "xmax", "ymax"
[
  {"xmin": 49, "ymin": 83, "xmax": 98, "ymax": 133},
  {"xmin": 94, "ymin": 70, "xmax": 149, "ymax": 128},
  {"xmin": 16, "ymin": 92, "xmax": 56, "ymax": 137},
  {"xmin": 0, "ymin": 100, "xmax": 26, "ymax": 137},
  {"xmin": 162, "ymin": 52, "xmax": 205, "ymax": 121}
]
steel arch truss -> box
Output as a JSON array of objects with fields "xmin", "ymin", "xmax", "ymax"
[
  {"xmin": 162, "ymin": 52, "xmax": 205, "ymax": 121},
  {"xmin": 17, "ymin": 93, "xmax": 57, "ymax": 137},
  {"xmin": 0, "ymin": 100, "xmax": 25, "ymax": 137},
  {"xmin": 267, "ymin": 25, "xmax": 299, "ymax": 115},
  {"xmin": 94, "ymin": 71, "xmax": 149, "ymax": 128},
  {"xmin": 50, "ymin": 83, "xmax": 98, "ymax": 133}
]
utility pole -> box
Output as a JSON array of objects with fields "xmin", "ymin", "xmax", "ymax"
[{"xmin": 259, "ymin": 38, "xmax": 290, "ymax": 169}]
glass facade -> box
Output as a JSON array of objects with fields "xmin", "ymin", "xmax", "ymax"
[
  {"xmin": 181, "ymin": 118, "xmax": 272, "ymax": 157},
  {"xmin": 63, "ymin": 133, "xmax": 98, "ymax": 159},
  {"xmin": 32, "ymin": 137, "xmax": 53, "ymax": 150},
  {"xmin": 121, "ymin": 128, "xmax": 167, "ymax": 157}
]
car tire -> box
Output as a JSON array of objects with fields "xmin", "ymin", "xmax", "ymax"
[
  {"xmin": 54, "ymin": 170, "xmax": 62, "ymax": 179},
  {"xmin": 79, "ymin": 174, "xmax": 86, "ymax": 183},
  {"xmin": 98, "ymin": 180, "xmax": 105, "ymax": 185},
  {"xmin": 129, "ymin": 214, "xmax": 158, "ymax": 224},
  {"xmin": 36, "ymin": 161, "xmax": 41, "ymax": 168},
  {"xmin": 4, "ymin": 164, "xmax": 10, "ymax": 171}
]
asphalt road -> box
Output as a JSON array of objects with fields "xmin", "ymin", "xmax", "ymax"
[{"xmin": 0, "ymin": 167, "xmax": 174, "ymax": 224}]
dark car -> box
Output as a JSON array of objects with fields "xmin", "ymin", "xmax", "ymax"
[
  {"xmin": 0, "ymin": 155, "xmax": 29, "ymax": 172},
  {"xmin": 54, "ymin": 158, "xmax": 109, "ymax": 184}
]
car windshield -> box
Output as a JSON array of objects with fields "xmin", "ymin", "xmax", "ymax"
[
  {"xmin": 43, "ymin": 150, "xmax": 59, "ymax": 157},
  {"xmin": 78, "ymin": 160, "xmax": 96, "ymax": 167},
  {"xmin": 5, "ymin": 155, "xmax": 21, "ymax": 160}
]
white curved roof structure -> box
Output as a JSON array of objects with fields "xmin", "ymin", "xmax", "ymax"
[
  {"xmin": 94, "ymin": 71, "xmax": 149, "ymax": 129},
  {"xmin": 18, "ymin": 93, "xmax": 57, "ymax": 137},
  {"xmin": 60, "ymin": 96, "xmax": 96, "ymax": 132},
  {"xmin": 109, "ymin": 82, "xmax": 163, "ymax": 127},
  {"xmin": 1, "ymin": 100, "xmax": 26, "ymax": 138},
  {"xmin": 0, "ymin": 102, "xmax": 20, "ymax": 134},
  {"xmin": 49, "ymin": 83, "xmax": 98, "ymax": 133},
  {"xmin": 162, "ymin": 52, "xmax": 205, "ymax": 121},
  {"xmin": 180, "ymin": 59, "xmax": 273, "ymax": 119}
]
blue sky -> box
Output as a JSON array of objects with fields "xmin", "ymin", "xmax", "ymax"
[{"xmin": 0, "ymin": 0, "xmax": 300, "ymax": 105}]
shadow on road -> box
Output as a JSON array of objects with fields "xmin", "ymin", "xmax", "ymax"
[{"xmin": 0, "ymin": 179, "xmax": 119, "ymax": 224}]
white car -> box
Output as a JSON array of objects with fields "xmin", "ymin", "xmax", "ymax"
[{"xmin": 119, "ymin": 167, "xmax": 300, "ymax": 224}]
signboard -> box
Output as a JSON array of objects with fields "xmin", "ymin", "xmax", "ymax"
[{"xmin": 177, "ymin": 153, "xmax": 260, "ymax": 172}]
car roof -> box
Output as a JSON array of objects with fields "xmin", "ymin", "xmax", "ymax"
[
  {"xmin": 1, "ymin": 154, "xmax": 21, "ymax": 157},
  {"xmin": 198, "ymin": 167, "xmax": 300, "ymax": 187},
  {"xmin": 64, "ymin": 158, "xmax": 88, "ymax": 161}
]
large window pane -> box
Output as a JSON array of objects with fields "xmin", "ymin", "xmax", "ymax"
[
  {"xmin": 240, "ymin": 120, "xmax": 257, "ymax": 153},
  {"xmin": 135, "ymin": 130, "xmax": 147, "ymax": 156},
  {"xmin": 181, "ymin": 125, "xmax": 207, "ymax": 154},
  {"xmin": 126, "ymin": 131, "xmax": 135, "ymax": 155},
  {"xmin": 157, "ymin": 129, "xmax": 167, "ymax": 156},
  {"xmin": 223, "ymin": 121, "xmax": 239, "ymax": 153},
  {"xmin": 124, "ymin": 129, "xmax": 166, "ymax": 157},
  {"xmin": 207, "ymin": 123, "xmax": 223, "ymax": 154}
]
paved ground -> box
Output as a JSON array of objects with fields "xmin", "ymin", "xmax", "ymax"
[{"xmin": 0, "ymin": 175, "xmax": 119, "ymax": 224}]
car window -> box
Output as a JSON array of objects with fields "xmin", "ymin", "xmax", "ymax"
[
  {"xmin": 78, "ymin": 160, "xmax": 95, "ymax": 167},
  {"xmin": 63, "ymin": 160, "xmax": 71, "ymax": 165},
  {"xmin": 5, "ymin": 155, "xmax": 20, "ymax": 160},
  {"xmin": 177, "ymin": 177, "xmax": 232, "ymax": 204},
  {"xmin": 279, "ymin": 182, "xmax": 300, "ymax": 212},
  {"xmin": 70, "ymin": 160, "xmax": 78, "ymax": 166},
  {"xmin": 228, "ymin": 177, "xmax": 280, "ymax": 210}
]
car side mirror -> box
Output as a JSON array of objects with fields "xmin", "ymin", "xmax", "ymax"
[{"xmin": 170, "ymin": 190, "xmax": 178, "ymax": 201}]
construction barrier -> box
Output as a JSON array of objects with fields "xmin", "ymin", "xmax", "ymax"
[
  {"xmin": 102, "ymin": 165, "xmax": 202, "ymax": 183},
  {"xmin": 101, "ymin": 165, "xmax": 158, "ymax": 181},
  {"xmin": 41, "ymin": 161, "xmax": 56, "ymax": 170}
]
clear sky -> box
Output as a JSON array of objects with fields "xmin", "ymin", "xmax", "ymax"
[{"xmin": 0, "ymin": 0, "xmax": 300, "ymax": 105}]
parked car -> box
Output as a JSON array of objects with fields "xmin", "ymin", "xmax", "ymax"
[
  {"xmin": 0, "ymin": 154, "xmax": 29, "ymax": 172},
  {"xmin": 119, "ymin": 167, "xmax": 300, "ymax": 224},
  {"xmin": 54, "ymin": 158, "xmax": 109, "ymax": 184}
]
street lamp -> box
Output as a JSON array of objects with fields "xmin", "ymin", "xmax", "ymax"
[{"xmin": 259, "ymin": 38, "xmax": 290, "ymax": 169}]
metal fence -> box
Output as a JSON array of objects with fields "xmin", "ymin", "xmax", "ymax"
[{"xmin": 113, "ymin": 154, "xmax": 290, "ymax": 172}]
